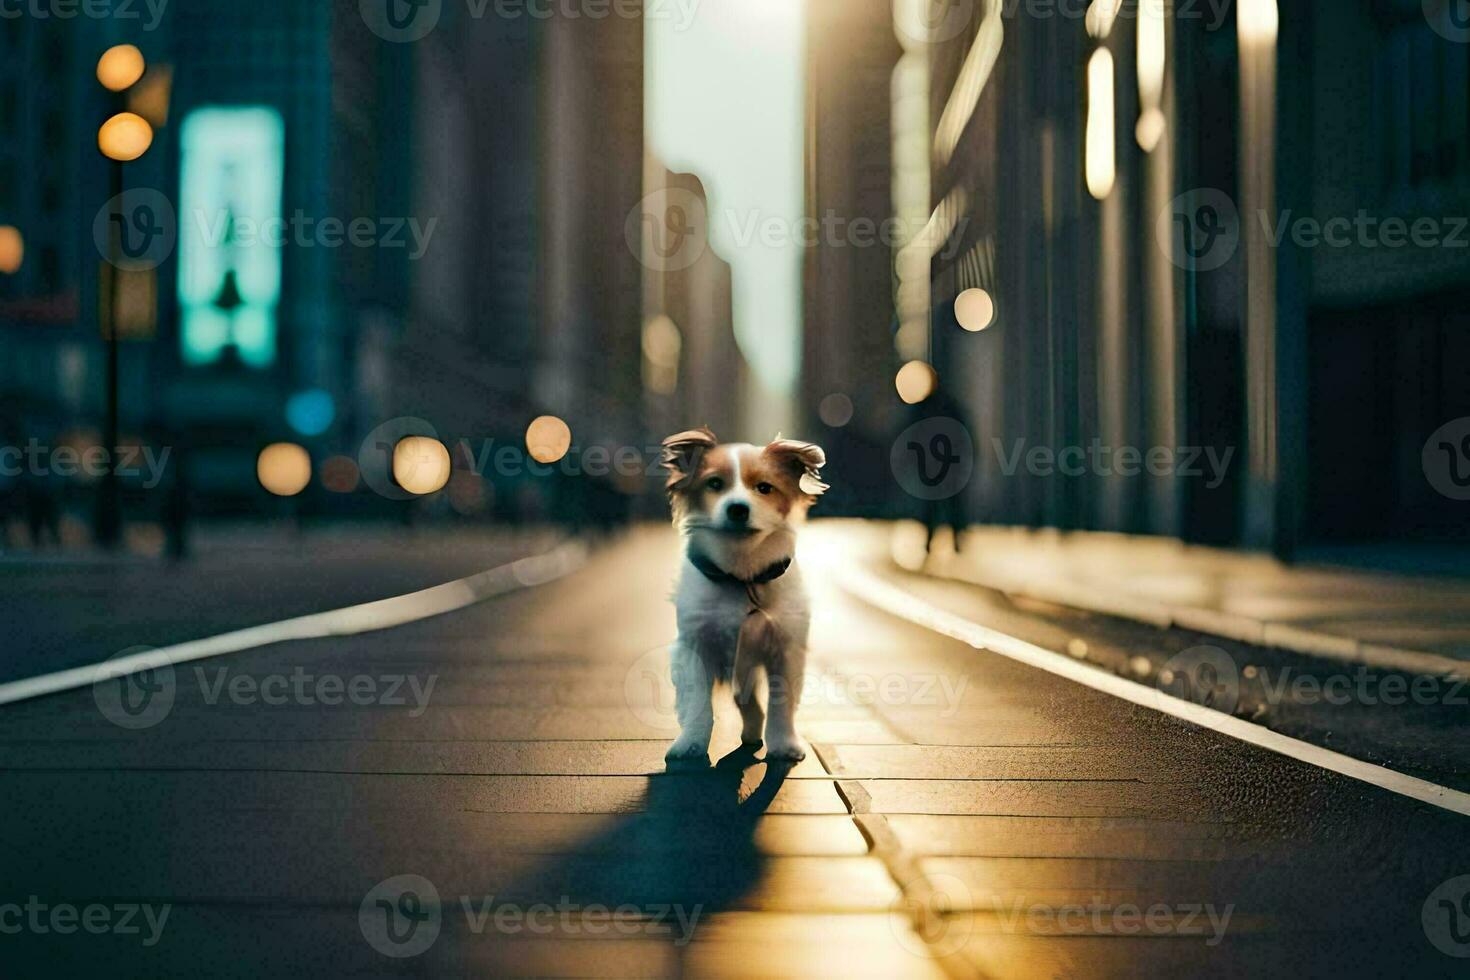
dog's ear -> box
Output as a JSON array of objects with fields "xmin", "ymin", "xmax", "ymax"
[
  {"xmin": 661, "ymin": 427, "xmax": 717, "ymax": 493},
  {"xmin": 765, "ymin": 438, "xmax": 829, "ymax": 497}
]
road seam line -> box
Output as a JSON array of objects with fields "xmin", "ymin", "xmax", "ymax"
[
  {"xmin": 0, "ymin": 539, "xmax": 588, "ymax": 709},
  {"xmin": 812, "ymin": 745, "xmax": 979, "ymax": 978},
  {"xmin": 837, "ymin": 563, "xmax": 1470, "ymax": 820}
]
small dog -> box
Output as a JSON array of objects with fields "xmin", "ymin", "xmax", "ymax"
[{"xmin": 661, "ymin": 428, "xmax": 828, "ymax": 762}]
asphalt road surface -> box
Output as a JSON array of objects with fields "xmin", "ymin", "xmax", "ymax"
[{"xmin": 2, "ymin": 525, "xmax": 1468, "ymax": 977}]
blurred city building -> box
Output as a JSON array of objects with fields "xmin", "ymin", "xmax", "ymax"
[{"xmin": 803, "ymin": 0, "xmax": 1470, "ymax": 555}]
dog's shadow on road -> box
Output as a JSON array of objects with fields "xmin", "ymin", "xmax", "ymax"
[{"xmin": 503, "ymin": 745, "xmax": 790, "ymax": 937}]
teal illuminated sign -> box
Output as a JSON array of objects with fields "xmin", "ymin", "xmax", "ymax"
[{"xmin": 177, "ymin": 106, "xmax": 285, "ymax": 367}]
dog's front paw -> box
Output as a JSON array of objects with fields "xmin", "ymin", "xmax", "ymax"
[
  {"xmin": 665, "ymin": 735, "xmax": 711, "ymax": 761},
  {"xmin": 764, "ymin": 737, "xmax": 808, "ymax": 762}
]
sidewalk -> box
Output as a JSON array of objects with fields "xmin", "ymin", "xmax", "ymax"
[{"xmin": 902, "ymin": 524, "xmax": 1470, "ymax": 677}]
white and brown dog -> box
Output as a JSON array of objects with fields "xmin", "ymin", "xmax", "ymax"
[{"xmin": 661, "ymin": 428, "xmax": 828, "ymax": 763}]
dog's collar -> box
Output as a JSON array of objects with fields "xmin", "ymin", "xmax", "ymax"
[{"xmin": 687, "ymin": 548, "xmax": 792, "ymax": 587}]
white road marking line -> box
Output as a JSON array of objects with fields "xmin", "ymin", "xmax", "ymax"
[
  {"xmin": 836, "ymin": 564, "xmax": 1470, "ymax": 819},
  {"xmin": 0, "ymin": 540, "xmax": 587, "ymax": 709}
]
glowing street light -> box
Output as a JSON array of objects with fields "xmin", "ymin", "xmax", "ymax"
[
  {"xmin": 96, "ymin": 44, "xmax": 146, "ymax": 92},
  {"xmin": 98, "ymin": 111, "xmax": 154, "ymax": 162},
  {"xmin": 0, "ymin": 226, "xmax": 22, "ymax": 275},
  {"xmin": 95, "ymin": 47, "xmax": 153, "ymax": 549}
]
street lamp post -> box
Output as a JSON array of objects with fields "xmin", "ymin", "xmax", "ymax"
[{"xmin": 95, "ymin": 45, "xmax": 152, "ymax": 549}]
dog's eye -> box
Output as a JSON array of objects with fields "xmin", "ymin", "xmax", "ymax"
[
  {"xmin": 756, "ymin": 482, "xmax": 774, "ymax": 495},
  {"xmin": 706, "ymin": 477, "xmax": 724, "ymax": 491}
]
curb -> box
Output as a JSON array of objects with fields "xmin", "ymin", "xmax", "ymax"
[{"xmin": 918, "ymin": 554, "xmax": 1470, "ymax": 682}]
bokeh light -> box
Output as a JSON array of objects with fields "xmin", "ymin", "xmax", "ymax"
[
  {"xmin": 1136, "ymin": 107, "xmax": 1166, "ymax": 152},
  {"xmin": 447, "ymin": 471, "xmax": 489, "ymax": 516},
  {"xmin": 1237, "ymin": 0, "xmax": 1279, "ymax": 45},
  {"xmin": 954, "ymin": 288, "xmax": 995, "ymax": 332},
  {"xmin": 285, "ymin": 389, "xmax": 336, "ymax": 437},
  {"xmin": 895, "ymin": 361, "xmax": 937, "ymax": 405},
  {"xmin": 257, "ymin": 443, "xmax": 311, "ymax": 497},
  {"xmin": 393, "ymin": 436, "xmax": 451, "ymax": 495},
  {"xmin": 818, "ymin": 393, "xmax": 854, "ymax": 427},
  {"xmin": 0, "ymin": 226, "xmax": 22, "ymax": 274},
  {"xmin": 96, "ymin": 44, "xmax": 146, "ymax": 92},
  {"xmin": 98, "ymin": 112, "xmax": 154, "ymax": 161},
  {"xmin": 526, "ymin": 416, "xmax": 572, "ymax": 465},
  {"xmin": 319, "ymin": 455, "xmax": 360, "ymax": 494}
]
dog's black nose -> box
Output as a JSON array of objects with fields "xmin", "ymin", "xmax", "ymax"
[{"xmin": 726, "ymin": 502, "xmax": 750, "ymax": 524}]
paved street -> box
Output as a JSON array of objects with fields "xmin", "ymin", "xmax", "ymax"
[{"xmin": 2, "ymin": 525, "xmax": 1469, "ymax": 977}]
